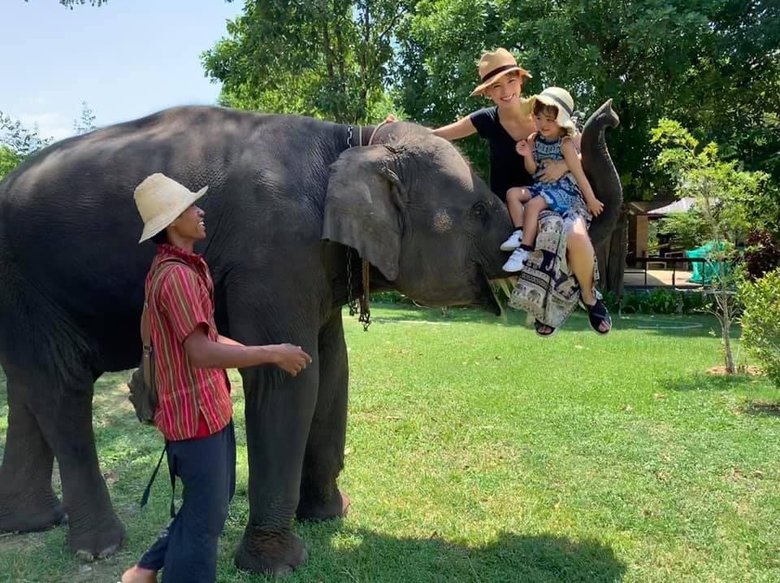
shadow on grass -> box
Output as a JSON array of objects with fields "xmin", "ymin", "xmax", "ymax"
[
  {"xmin": 743, "ymin": 401, "xmax": 780, "ymax": 418},
  {"xmin": 663, "ymin": 372, "xmax": 761, "ymax": 393},
  {"xmin": 292, "ymin": 521, "xmax": 626, "ymax": 583}
]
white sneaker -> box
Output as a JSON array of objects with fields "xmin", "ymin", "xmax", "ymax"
[
  {"xmin": 500, "ymin": 229, "xmax": 524, "ymax": 251},
  {"xmin": 502, "ymin": 248, "xmax": 530, "ymax": 272}
]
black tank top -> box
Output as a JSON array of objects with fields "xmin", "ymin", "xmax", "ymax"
[{"xmin": 470, "ymin": 107, "xmax": 533, "ymax": 202}]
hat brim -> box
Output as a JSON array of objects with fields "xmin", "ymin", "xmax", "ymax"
[
  {"xmin": 470, "ymin": 66, "xmax": 532, "ymax": 97},
  {"xmin": 138, "ymin": 185, "xmax": 209, "ymax": 243},
  {"xmin": 529, "ymin": 95, "xmax": 577, "ymax": 135}
]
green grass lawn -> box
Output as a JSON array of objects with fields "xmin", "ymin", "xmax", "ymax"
[{"xmin": 1, "ymin": 306, "xmax": 779, "ymax": 582}]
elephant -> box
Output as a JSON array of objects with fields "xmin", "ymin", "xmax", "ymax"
[{"xmin": 0, "ymin": 103, "xmax": 621, "ymax": 575}]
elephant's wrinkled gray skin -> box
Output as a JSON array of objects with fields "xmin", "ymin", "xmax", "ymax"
[
  {"xmin": 580, "ymin": 99, "xmax": 623, "ymax": 246},
  {"xmin": 0, "ymin": 104, "xmax": 620, "ymax": 575},
  {"xmin": 0, "ymin": 107, "xmax": 512, "ymax": 574}
]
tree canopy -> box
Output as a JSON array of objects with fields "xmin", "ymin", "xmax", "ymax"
[{"xmin": 204, "ymin": 0, "xmax": 778, "ymax": 201}]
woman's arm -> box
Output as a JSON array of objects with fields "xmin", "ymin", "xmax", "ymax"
[
  {"xmin": 561, "ymin": 138, "xmax": 603, "ymax": 216},
  {"xmin": 433, "ymin": 116, "xmax": 477, "ymax": 141}
]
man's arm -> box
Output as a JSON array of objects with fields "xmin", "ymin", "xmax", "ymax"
[
  {"xmin": 217, "ymin": 335, "xmax": 244, "ymax": 347},
  {"xmin": 185, "ymin": 326, "xmax": 312, "ymax": 376}
]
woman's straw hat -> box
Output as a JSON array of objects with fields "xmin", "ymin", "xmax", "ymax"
[
  {"xmin": 471, "ymin": 48, "xmax": 532, "ymax": 97},
  {"xmin": 530, "ymin": 87, "xmax": 577, "ymax": 135},
  {"xmin": 134, "ymin": 173, "xmax": 208, "ymax": 243}
]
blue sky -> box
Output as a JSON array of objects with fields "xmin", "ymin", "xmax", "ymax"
[{"xmin": 1, "ymin": 1, "xmax": 244, "ymax": 141}]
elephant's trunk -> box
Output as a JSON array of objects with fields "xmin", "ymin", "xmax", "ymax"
[{"xmin": 580, "ymin": 99, "xmax": 623, "ymax": 247}]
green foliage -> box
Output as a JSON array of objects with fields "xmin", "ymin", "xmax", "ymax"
[
  {"xmin": 395, "ymin": 0, "xmax": 780, "ymax": 195},
  {"xmin": 617, "ymin": 288, "xmax": 711, "ymax": 315},
  {"xmin": 0, "ymin": 111, "xmax": 51, "ymax": 158},
  {"xmin": 202, "ymin": 0, "xmax": 410, "ymax": 123},
  {"xmin": 0, "ymin": 112, "xmax": 53, "ymax": 180},
  {"xmin": 0, "ymin": 146, "xmax": 22, "ymax": 181},
  {"xmin": 657, "ymin": 210, "xmax": 710, "ymax": 251},
  {"xmin": 740, "ymin": 268, "xmax": 780, "ymax": 388},
  {"xmin": 651, "ymin": 118, "xmax": 766, "ymax": 372}
]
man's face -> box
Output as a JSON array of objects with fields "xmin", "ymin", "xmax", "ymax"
[{"xmin": 170, "ymin": 204, "xmax": 206, "ymax": 241}]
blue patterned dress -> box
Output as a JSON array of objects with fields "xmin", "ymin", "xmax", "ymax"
[{"xmin": 526, "ymin": 135, "xmax": 589, "ymax": 221}]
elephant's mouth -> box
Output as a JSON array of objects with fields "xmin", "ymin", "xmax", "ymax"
[{"xmin": 478, "ymin": 270, "xmax": 504, "ymax": 316}]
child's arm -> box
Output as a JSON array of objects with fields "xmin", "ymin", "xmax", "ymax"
[
  {"xmin": 561, "ymin": 137, "xmax": 603, "ymax": 217},
  {"xmin": 516, "ymin": 134, "xmax": 537, "ymax": 175}
]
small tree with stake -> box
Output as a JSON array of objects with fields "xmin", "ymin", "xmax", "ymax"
[{"xmin": 651, "ymin": 119, "xmax": 768, "ymax": 373}]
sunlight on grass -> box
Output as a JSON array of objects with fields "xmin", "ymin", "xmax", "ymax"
[{"xmin": 1, "ymin": 306, "xmax": 779, "ymax": 582}]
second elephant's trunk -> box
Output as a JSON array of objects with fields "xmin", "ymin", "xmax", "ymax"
[{"xmin": 580, "ymin": 100, "xmax": 623, "ymax": 247}]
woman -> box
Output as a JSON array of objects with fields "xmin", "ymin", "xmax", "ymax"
[{"xmin": 433, "ymin": 48, "xmax": 611, "ymax": 336}]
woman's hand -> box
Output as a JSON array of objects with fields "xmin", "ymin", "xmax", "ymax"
[
  {"xmin": 536, "ymin": 159, "xmax": 569, "ymax": 183},
  {"xmin": 587, "ymin": 197, "xmax": 604, "ymax": 217}
]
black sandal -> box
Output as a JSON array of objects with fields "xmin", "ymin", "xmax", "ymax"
[
  {"xmin": 581, "ymin": 298, "xmax": 612, "ymax": 335},
  {"xmin": 534, "ymin": 319, "xmax": 557, "ymax": 337}
]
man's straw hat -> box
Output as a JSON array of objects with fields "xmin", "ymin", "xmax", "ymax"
[
  {"xmin": 530, "ymin": 87, "xmax": 577, "ymax": 135},
  {"xmin": 471, "ymin": 48, "xmax": 532, "ymax": 97},
  {"xmin": 134, "ymin": 173, "xmax": 208, "ymax": 243}
]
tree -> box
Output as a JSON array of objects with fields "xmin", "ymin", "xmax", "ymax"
[
  {"xmin": 394, "ymin": 0, "xmax": 779, "ymax": 294},
  {"xmin": 73, "ymin": 101, "xmax": 97, "ymax": 135},
  {"xmin": 0, "ymin": 146, "xmax": 22, "ymax": 181},
  {"xmin": 0, "ymin": 112, "xmax": 52, "ymax": 180},
  {"xmin": 652, "ymin": 118, "xmax": 768, "ymax": 374},
  {"xmin": 202, "ymin": 0, "xmax": 412, "ymax": 123}
]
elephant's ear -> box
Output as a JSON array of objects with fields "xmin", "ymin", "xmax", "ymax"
[{"xmin": 322, "ymin": 145, "xmax": 404, "ymax": 281}]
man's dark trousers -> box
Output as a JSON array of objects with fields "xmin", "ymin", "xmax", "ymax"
[{"xmin": 138, "ymin": 420, "xmax": 236, "ymax": 582}]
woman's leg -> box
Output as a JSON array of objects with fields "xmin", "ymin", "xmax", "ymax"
[{"xmin": 567, "ymin": 218, "xmax": 611, "ymax": 333}]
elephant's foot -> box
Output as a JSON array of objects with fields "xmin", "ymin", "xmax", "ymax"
[
  {"xmin": 234, "ymin": 526, "xmax": 308, "ymax": 576},
  {"xmin": 68, "ymin": 514, "xmax": 126, "ymax": 561},
  {"xmin": 296, "ymin": 489, "xmax": 350, "ymax": 522},
  {"xmin": 0, "ymin": 487, "xmax": 65, "ymax": 533}
]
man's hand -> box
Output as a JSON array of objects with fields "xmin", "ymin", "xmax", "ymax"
[{"xmin": 270, "ymin": 344, "xmax": 313, "ymax": 377}]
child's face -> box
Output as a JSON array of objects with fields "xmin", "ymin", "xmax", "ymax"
[
  {"xmin": 485, "ymin": 73, "xmax": 523, "ymax": 108},
  {"xmin": 534, "ymin": 109, "xmax": 563, "ymax": 139}
]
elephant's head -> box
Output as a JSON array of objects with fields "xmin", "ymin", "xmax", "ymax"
[{"xmin": 322, "ymin": 122, "xmax": 512, "ymax": 314}]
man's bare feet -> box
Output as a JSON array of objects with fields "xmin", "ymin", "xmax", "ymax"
[{"xmin": 121, "ymin": 565, "xmax": 157, "ymax": 583}]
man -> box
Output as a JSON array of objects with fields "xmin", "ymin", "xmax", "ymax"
[{"xmin": 122, "ymin": 173, "xmax": 311, "ymax": 583}]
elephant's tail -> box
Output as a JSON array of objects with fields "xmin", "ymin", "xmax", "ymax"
[
  {"xmin": 0, "ymin": 232, "xmax": 94, "ymax": 386},
  {"xmin": 581, "ymin": 99, "xmax": 623, "ymax": 247}
]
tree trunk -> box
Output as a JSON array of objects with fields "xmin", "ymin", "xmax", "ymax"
[{"xmin": 595, "ymin": 208, "xmax": 628, "ymax": 297}]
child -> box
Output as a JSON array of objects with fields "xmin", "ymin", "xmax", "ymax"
[{"xmin": 500, "ymin": 87, "xmax": 604, "ymax": 272}]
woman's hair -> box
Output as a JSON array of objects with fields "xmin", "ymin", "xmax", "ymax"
[
  {"xmin": 151, "ymin": 230, "xmax": 169, "ymax": 245},
  {"xmin": 533, "ymin": 99, "xmax": 559, "ymax": 120}
]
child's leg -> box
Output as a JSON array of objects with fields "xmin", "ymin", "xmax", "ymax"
[
  {"xmin": 501, "ymin": 187, "xmax": 532, "ymax": 251},
  {"xmin": 506, "ymin": 187, "xmax": 531, "ymax": 229},
  {"xmin": 520, "ymin": 196, "xmax": 549, "ymax": 248}
]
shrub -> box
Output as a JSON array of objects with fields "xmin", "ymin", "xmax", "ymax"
[
  {"xmin": 744, "ymin": 230, "xmax": 780, "ymax": 281},
  {"xmin": 739, "ymin": 268, "xmax": 780, "ymax": 388},
  {"xmin": 618, "ymin": 288, "xmax": 709, "ymax": 315}
]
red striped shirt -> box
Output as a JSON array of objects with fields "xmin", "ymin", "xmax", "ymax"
[{"xmin": 145, "ymin": 244, "xmax": 232, "ymax": 441}]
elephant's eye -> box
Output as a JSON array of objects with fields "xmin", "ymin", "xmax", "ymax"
[{"xmin": 471, "ymin": 201, "xmax": 488, "ymax": 218}]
